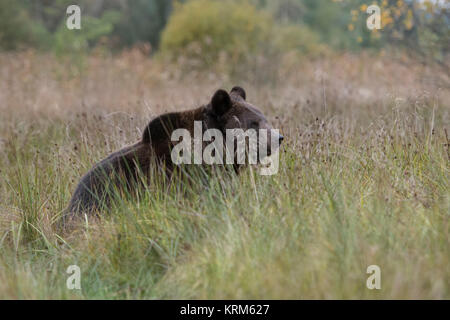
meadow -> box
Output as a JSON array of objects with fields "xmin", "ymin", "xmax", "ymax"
[{"xmin": 0, "ymin": 49, "xmax": 448, "ymax": 299}]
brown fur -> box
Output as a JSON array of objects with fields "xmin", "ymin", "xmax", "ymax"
[{"xmin": 64, "ymin": 87, "xmax": 281, "ymax": 221}]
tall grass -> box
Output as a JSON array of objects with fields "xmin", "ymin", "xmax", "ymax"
[{"xmin": 0, "ymin": 50, "xmax": 448, "ymax": 299}]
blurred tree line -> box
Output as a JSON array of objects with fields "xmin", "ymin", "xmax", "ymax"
[
  {"xmin": 0, "ymin": 0, "xmax": 172, "ymax": 52},
  {"xmin": 0, "ymin": 0, "xmax": 448, "ymax": 65}
]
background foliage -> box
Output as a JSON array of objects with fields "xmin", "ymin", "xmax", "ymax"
[{"xmin": 0, "ymin": 0, "xmax": 448, "ymax": 66}]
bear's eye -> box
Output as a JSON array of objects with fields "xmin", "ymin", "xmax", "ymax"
[{"xmin": 250, "ymin": 121, "xmax": 259, "ymax": 129}]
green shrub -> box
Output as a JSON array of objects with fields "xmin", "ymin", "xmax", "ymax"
[
  {"xmin": 159, "ymin": 0, "xmax": 325, "ymax": 80},
  {"xmin": 0, "ymin": 0, "xmax": 47, "ymax": 50},
  {"xmin": 53, "ymin": 10, "xmax": 121, "ymax": 57},
  {"xmin": 274, "ymin": 24, "xmax": 324, "ymax": 56},
  {"xmin": 160, "ymin": 0, "xmax": 274, "ymax": 68}
]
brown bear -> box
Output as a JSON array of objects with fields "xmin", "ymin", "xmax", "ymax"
[{"xmin": 64, "ymin": 87, "xmax": 283, "ymax": 221}]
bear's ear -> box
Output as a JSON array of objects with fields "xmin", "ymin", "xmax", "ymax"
[
  {"xmin": 211, "ymin": 89, "xmax": 232, "ymax": 116},
  {"xmin": 230, "ymin": 86, "xmax": 246, "ymax": 100}
]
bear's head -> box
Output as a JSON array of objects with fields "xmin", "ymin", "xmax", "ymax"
[
  {"xmin": 142, "ymin": 87, "xmax": 283, "ymax": 172},
  {"xmin": 205, "ymin": 86, "xmax": 283, "ymax": 162}
]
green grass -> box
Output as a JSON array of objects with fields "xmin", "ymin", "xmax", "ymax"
[
  {"xmin": 0, "ymin": 104, "xmax": 448, "ymax": 299},
  {"xmin": 0, "ymin": 52, "xmax": 448, "ymax": 299}
]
